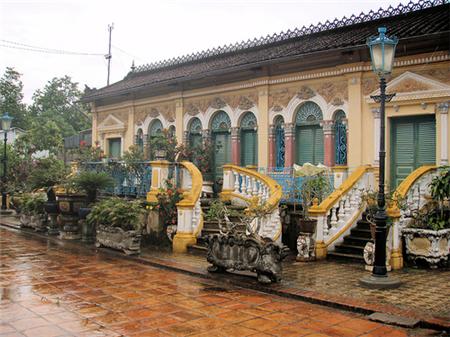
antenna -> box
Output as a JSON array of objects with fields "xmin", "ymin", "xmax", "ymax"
[{"xmin": 105, "ymin": 23, "xmax": 114, "ymax": 86}]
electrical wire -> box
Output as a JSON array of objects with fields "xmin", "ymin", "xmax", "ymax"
[{"xmin": 0, "ymin": 39, "xmax": 104, "ymax": 56}]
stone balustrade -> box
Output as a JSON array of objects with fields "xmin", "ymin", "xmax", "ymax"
[
  {"xmin": 387, "ymin": 165, "xmax": 438, "ymax": 269},
  {"xmin": 221, "ymin": 164, "xmax": 282, "ymax": 242},
  {"xmin": 309, "ymin": 165, "xmax": 375, "ymax": 259}
]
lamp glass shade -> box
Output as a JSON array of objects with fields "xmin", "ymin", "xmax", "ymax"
[
  {"xmin": 1, "ymin": 113, "xmax": 13, "ymax": 131},
  {"xmin": 367, "ymin": 27, "xmax": 398, "ymax": 78}
]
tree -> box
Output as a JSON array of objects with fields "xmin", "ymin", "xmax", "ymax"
[
  {"xmin": 28, "ymin": 76, "xmax": 90, "ymax": 137},
  {"xmin": 0, "ymin": 67, "xmax": 28, "ymax": 130},
  {"xmin": 15, "ymin": 120, "xmax": 63, "ymax": 156}
]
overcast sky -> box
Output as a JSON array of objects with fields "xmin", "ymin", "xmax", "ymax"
[{"xmin": 1, "ymin": 0, "xmax": 411, "ymax": 103}]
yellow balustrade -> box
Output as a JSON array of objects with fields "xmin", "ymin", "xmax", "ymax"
[
  {"xmin": 309, "ymin": 165, "xmax": 373, "ymax": 216},
  {"xmin": 173, "ymin": 161, "xmax": 204, "ymax": 253},
  {"xmin": 221, "ymin": 164, "xmax": 282, "ymax": 241},
  {"xmin": 387, "ymin": 165, "xmax": 437, "ymax": 270}
]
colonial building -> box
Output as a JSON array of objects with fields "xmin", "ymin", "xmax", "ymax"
[{"xmin": 82, "ymin": 0, "xmax": 450, "ymax": 191}]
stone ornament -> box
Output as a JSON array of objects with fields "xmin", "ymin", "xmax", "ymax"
[
  {"xmin": 210, "ymin": 97, "xmax": 227, "ymax": 109},
  {"xmin": 296, "ymin": 86, "xmax": 316, "ymax": 100},
  {"xmin": 166, "ymin": 225, "xmax": 177, "ymax": 242},
  {"xmin": 363, "ymin": 241, "xmax": 392, "ymax": 271},
  {"xmin": 96, "ymin": 225, "xmax": 142, "ymax": 255},
  {"xmin": 296, "ymin": 232, "xmax": 315, "ymax": 262},
  {"xmin": 402, "ymin": 228, "xmax": 450, "ymax": 268}
]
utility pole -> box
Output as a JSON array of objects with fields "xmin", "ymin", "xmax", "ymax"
[{"xmin": 106, "ymin": 23, "xmax": 114, "ymax": 86}]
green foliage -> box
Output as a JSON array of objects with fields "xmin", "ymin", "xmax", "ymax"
[
  {"xmin": 0, "ymin": 144, "xmax": 32, "ymax": 193},
  {"xmin": 148, "ymin": 129, "xmax": 178, "ymax": 161},
  {"xmin": 300, "ymin": 174, "xmax": 332, "ymax": 219},
  {"xmin": 28, "ymin": 76, "xmax": 90, "ymax": 137},
  {"xmin": 71, "ymin": 171, "xmax": 114, "ymax": 203},
  {"xmin": 408, "ymin": 167, "xmax": 450, "ymax": 231},
  {"xmin": 152, "ymin": 180, "xmax": 183, "ymax": 227},
  {"xmin": 27, "ymin": 156, "xmax": 68, "ymax": 190},
  {"xmin": 70, "ymin": 141, "xmax": 104, "ymax": 162},
  {"xmin": 21, "ymin": 193, "xmax": 46, "ymax": 215},
  {"xmin": 177, "ymin": 139, "xmax": 215, "ymax": 175},
  {"xmin": 0, "ymin": 67, "xmax": 28, "ymax": 129},
  {"xmin": 15, "ymin": 120, "xmax": 64, "ymax": 155},
  {"xmin": 87, "ymin": 197, "xmax": 145, "ymax": 231}
]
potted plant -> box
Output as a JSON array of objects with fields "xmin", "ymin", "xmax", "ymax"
[
  {"xmin": 87, "ymin": 197, "xmax": 146, "ymax": 255},
  {"xmin": 71, "ymin": 171, "xmax": 114, "ymax": 243},
  {"xmin": 402, "ymin": 167, "xmax": 450, "ymax": 268},
  {"xmin": 19, "ymin": 193, "xmax": 47, "ymax": 231}
]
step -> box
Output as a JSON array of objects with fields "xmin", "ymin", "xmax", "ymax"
[
  {"xmin": 350, "ymin": 228, "xmax": 372, "ymax": 239},
  {"xmin": 334, "ymin": 244, "xmax": 365, "ymax": 255},
  {"xmin": 327, "ymin": 251, "xmax": 365, "ymax": 261},
  {"xmin": 343, "ymin": 235, "xmax": 370, "ymax": 244}
]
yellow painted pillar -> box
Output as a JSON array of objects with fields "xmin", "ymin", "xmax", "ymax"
[
  {"xmin": 91, "ymin": 103, "xmax": 98, "ymax": 146},
  {"xmin": 125, "ymin": 105, "xmax": 135, "ymax": 151},
  {"xmin": 258, "ymin": 87, "xmax": 269, "ymax": 168},
  {"xmin": 175, "ymin": 98, "xmax": 184, "ymax": 145},
  {"xmin": 346, "ymin": 73, "xmax": 363, "ymax": 170}
]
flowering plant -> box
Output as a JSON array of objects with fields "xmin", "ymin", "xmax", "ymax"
[{"xmin": 151, "ymin": 180, "xmax": 183, "ymax": 228}]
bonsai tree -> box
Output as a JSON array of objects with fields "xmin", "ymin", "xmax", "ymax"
[
  {"xmin": 87, "ymin": 197, "xmax": 145, "ymax": 231},
  {"xmin": 27, "ymin": 156, "xmax": 69, "ymax": 200},
  {"xmin": 71, "ymin": 171, "xmax": 114, "ymax": 203},
  {"xmin": 300, "ymin": 173, "xmax": 332, "ymax": 220},
  {"xmin": 409, "ymin": 166, "xmax": 450, "ymax": 231}
]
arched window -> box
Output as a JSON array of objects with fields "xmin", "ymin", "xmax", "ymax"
[
  {"xmin": 295, "ymin": 102, "xmax": 324, "ymax": 165},
  {"xmin": 136, "ymin": 128, "xmax": 144, "ymax": 152},
  {"xmin": 210, "ymin": 111, "xmax": 231, "ymax": 180},
  {"xmin": 334, "ymin": 110, "xmax": 347, "ymax": 165},
  {"xmin": 148, "ymin": 119, "xmax": 163, "ymax": 138},
  {"xmin": 240, "ymin": 112, "xmax": 258, "ymax": 167},
  {"xmin": 274, "ymin": 116, "xmax": 285, "ymax": 168},
  {"xmin": 168, "ymin": 125, "xmax": 176, "ymax": 139},
  {"xmin": 188, "ymin": 118, "xmax": 202, "ymax": 149}
]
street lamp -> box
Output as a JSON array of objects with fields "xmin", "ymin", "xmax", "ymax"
[
  {"xmin": 1, "ymin": 112, "xmax": 13, "ymax": 211},
  {"xmin": 360, "ymin": 27, "xmax": 401, "ymax": 289}
]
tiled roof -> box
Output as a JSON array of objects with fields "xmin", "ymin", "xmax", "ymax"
[{"xmin": 83, "ymin": 0, "xmax": 449, "ymax": 102}]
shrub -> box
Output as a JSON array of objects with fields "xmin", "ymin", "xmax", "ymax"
[
  {"xmin": 71, "ymin": 171, "xmax": 114, "ymax": 202},
  {"xmin": 87, "ymin": 197, "xmax": 145, "ymax": 231}
]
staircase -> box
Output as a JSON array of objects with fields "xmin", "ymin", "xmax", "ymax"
[
  {"xmin": 187, "ymin": 197, "xmax": 247, "ymax": 254},
  {"xmin": 327, "ymin": 212, "xmax": 373, "ymax": 262}
]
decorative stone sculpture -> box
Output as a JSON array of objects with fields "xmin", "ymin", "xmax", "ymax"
[
  {"xmin": 206, "ymin": 233, "xmax": 288, "ymax": 284},
  {"xmin": 296, "ymin": 232, "xmax": 315, "ymax": 262},
  {"xmin": 402, "ymin": 228, "xmax": 450, "ymax": 268},
  {"xmin": 96, "ymin": 225, "xmax": 142, "ymax": 255},
  {"xmin": 363, "ymin": 241, "xmax": 392, "ymax": 271}
]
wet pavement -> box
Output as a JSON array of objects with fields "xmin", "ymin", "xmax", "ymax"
[{"xmin": 0, "ymin": 227, "xmax": 442, "ymax": 337}]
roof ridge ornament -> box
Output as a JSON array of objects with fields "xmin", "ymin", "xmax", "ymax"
[{"xmin": 130, "ymin": 0, "xmax": 444, "ymax": 74}]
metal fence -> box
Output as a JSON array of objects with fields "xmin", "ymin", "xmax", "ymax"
[
  {"xmin": 81, "ymin": 161, "xmax": 152, "ymax": 198},
  {"xmin": 258, "ymin": 167, "xmax": 334, "ymax": 204}
]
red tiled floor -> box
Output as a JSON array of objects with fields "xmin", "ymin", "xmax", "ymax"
[{"xmin": 0, "ymin": 227, "xmax": 441, "ymax": 337}]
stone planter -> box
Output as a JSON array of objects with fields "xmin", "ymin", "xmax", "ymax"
[
  {"xmin": 96, "ymin": 225, "xmax": 142, "ymax": 255},
  {"xmin": 29, "ymin": 214, "xmax": 48, "ymax": 232},
  {"xmin": 79, "ymin": 207, "xmax": 94, "ymax": 243},
  {"xmin": 19, "ymin": 214, "xmax": 31, "ymax": 228},
  {"xmin": 402, "ymin": 227, "xmax": 450, "ymax": 268},
  {"xmin": 201, "ymin": 181, "xmax": 214, "ymax": 198},
  {"xmin": 56, "ymin": 193, "xmax": 86, "ymax": 240},
  {"xmin": 44, "ymin": 201, "xmax": 59, "ymax": 235},
  {"xmin": 205, "ymin": 233, "xmax": 288, "ymax": 284}
]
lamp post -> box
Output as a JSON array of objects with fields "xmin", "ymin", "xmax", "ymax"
[
  {"xmin": 360, "ymin": 27, "xmax": 401, "ymax": 289},
  {"xmin": 1, "ymin": 112, "xmax": 13, "ymax": 211}
]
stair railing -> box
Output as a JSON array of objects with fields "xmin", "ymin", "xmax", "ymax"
[
  {"xmin": 172, "ymin": 161, "xmax": 204, "ymax": 253},
  {"xmin": 387, "ymin": 165, "xmax": 438, "ymax": 269},
  {"xmin": 221, "ymin": 164, "xmax": 283, "ymax": 242},
  {"xmin": 309, "ymin": 165, "xmax": 375, "ymax": 259}
]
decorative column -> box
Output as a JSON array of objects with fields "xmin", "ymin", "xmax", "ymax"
[
  {"xmin": 146, "ymin": 161, "xmax": 170, "ymax": 203},
  {"xmin": 231, "ymin": 127, "xmax": 240, "ymax": 165},
  {"xmin": 202, "ymin": 129, "xmax": 210, "ymax": 141},
  {"xmin": 175, "ymin": 98, "xmax": 184, "ymax": 145},
  {"xmin": 258, "ymin": 88, "xmax": 269, "ymax": 168},
  {"xmin": 268, "ymin": 124, "xmax": 276, "ymax": 168},
  {"xmin": 322, "ymin": 120, "xmax": 334, "ymax": 167},
  {"xmin": 347, "ymin": 74, "xmax": 363, "ymax": 168},
  {"xmin": 125, "ymin": 105, "xmax": 135, "ymax": 151},
  {"xmin": 284, "ymin": 123, "xmax": 295, "ymax": 168},
  {"xmin": 437, "ymin": 102, "xmax": 449, "ymax": 165},
  {"xmin": 372, "ymin": 108, "xmax": 381, "ymax": 166},
  {"xmin": 91, "ymin": 103, "xmax": 98, "ymax": 146},
  {"xmin": 183, "ymin": 130, "xmax": 189, "ymax": 145}
]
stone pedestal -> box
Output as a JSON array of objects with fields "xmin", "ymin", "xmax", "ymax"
[{"xmin": 296, "ymin": 232, "xmax": 316, "ymax": 262}]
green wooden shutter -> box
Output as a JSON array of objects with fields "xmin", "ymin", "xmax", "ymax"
[
  {"xmin": 213, "ymin": 133, "xmax": 231, "ymax": 180},
  {"xmin": 417, "ymin": 119, "xmax": 436, "ymax": 165},
  {"xmin": 296, "ymin": 127, "xmax": 314, "ymax": 165},
  {"xmin": 109, "ymin": 138, "xmax": 121, "ymax": 159},
  {"xmin": 241, "ymin": 130, "xmax": 257, "ymax": 167},
  {"xmin": 392, "ymin": 121, "xmax": 414, "ymax": 188},
  {"xmin": 314, "ymin": 127, "xmax": 324, "ymax": 165}
]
